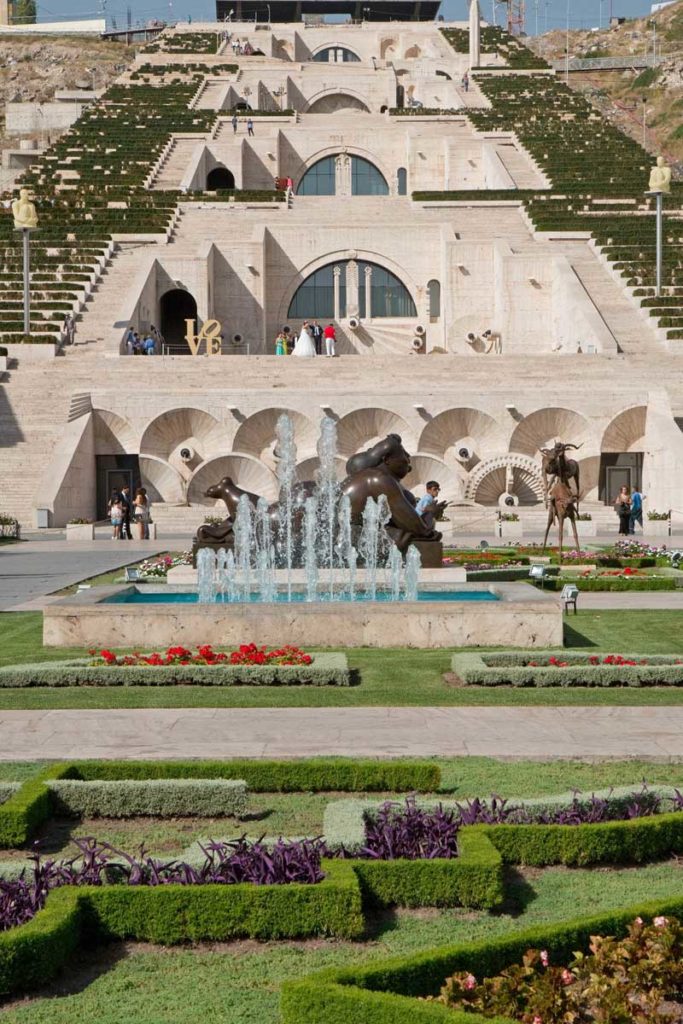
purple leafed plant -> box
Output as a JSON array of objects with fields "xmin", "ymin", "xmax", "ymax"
[
  {"xmin": 0, "ymin": 835, "xmax": 325, "ymax": 933},
  {"xmin": 361, "ymin": 797, "xmax": 460, "ymax": 860}
]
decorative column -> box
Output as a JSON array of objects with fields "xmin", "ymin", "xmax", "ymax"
[
  {"xmin": 346, "ymin": 259, "xmax": 359, "ymax": 319},
  {"xmin": 364, "ymin": 264, "xmax": 373, "ymax": 320},
  {"xmin": 469, "ymin": 0, "xmax": 481, "ymax": 70},
  {"xmin": 333, "ymin": 265, "xmax": 342, "ymax": 320}
]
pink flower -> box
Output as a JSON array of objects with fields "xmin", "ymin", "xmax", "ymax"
[
  {"xmin": 464, "ymin": 974, "xmax": 476, "ymax": 990},
  {"xmin": 654, "ymin": 916, "xmax": 668, "ymax": 928},
  {"xmin": 635, "ymin": 917, "xmax": 644, "ymax": 925},
  {"xmin": 533, "ymin": 1017, "xmax": 543, "ymax": 1024},
  {"xmin": 540, "ymin": 950, "xmax": 549, "ymax": 967}
]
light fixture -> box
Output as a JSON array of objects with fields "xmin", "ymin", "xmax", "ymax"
[
  {"xmin": 245, "ymin": 262, "xmax": 256, "ymax": 272},
  {"xmin": 227, "ymin": 405, "xmax": 240, "ymax": 415},
  {"xmin": 413, "ymin": 403, "xmax": 426, "ymax": 411},
  {"xmin": 505, "ymin": 403, "xmax": 517, "ymax": 414},
  {"xmin": 529, "ymin": 278, "xmax": 541, "ymax": 289},
  {"xmin": 320, "ymin": 404, "xmax": 333, "ymax": 413}
]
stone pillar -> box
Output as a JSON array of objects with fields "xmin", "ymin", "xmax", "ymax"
[
  {"xmin": 0, "ymin": 0, "xmax": 9, "ymax": 25},
  {"xmin": 333, "ymin": 265, "xmax": 342, "ymax": 319},
  {"xmin": 346, "ymin": 259, "xmax": 359, "ymax": 319},
  {"xmin": 364, "ymin": 264, "xmax": 373, "ymax": 320},
  {"xmin": 336, "ymin": 152, "xmax": 351, "ymax": 196},
  {"xmin": 469, "ymin": 0, "xmax": 481, "ymax": 69}
]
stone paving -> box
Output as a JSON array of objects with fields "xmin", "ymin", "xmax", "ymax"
[{"xmin": 0, "ymin": 706, "xmax": 681, "ymax": 760}]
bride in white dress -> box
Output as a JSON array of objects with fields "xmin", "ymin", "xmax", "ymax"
[{"xmin": 292, "ymin": 322, "xmax": 317, "ymax": 358}]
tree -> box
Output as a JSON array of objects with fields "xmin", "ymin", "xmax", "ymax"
[{"xmin": 13, "ymin": 0, "xmax": 36, "ymax": 24}]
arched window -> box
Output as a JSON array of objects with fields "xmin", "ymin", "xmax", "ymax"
[
  {"xmin": 297, "ymin": 155, "xmax": 388, "ymax": 196},
  {"xmin": 428, "ymin": 279, "xmax": 441, "ymax": 320},
  {"xmin": 297, "ymin": 156, "xmax": 335, "ymax": 196},
  {"xmin": 288, "ymin": 260, "xmax": 416, "ymax": 320},
  {"xmin": 397, "ymin": 167, "xmax": 407, "ymax": 195},
  {"xmin": 351, "ymin": 157, "xmax": 389, "ymax": 196},
  {"xmin": 313, "ymin": 46, "xmax": 360, "ymax": 62}
]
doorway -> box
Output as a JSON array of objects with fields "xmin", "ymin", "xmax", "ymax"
[
  {"xmin": 606, "ymin": 466, "xmax": 632, "ymax": 503},
  {"xmin": 159, "ymin": 289, "xmax": 198, "ymax": 353},
  {"xmin": 206, "ymin": 166, "xmax": 235, "ymax": 190},
  {"xmin": 96, "ymin": 455, "xmax": 140, "ymax": 520}
]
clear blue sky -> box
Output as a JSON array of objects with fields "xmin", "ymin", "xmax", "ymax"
[{"xmin": 36, "ymin": 0, "xmax": 656, "ymax": 37}]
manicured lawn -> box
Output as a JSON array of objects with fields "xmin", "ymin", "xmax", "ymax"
[
  {"xmin": 0, "ymin": 611, "xmax": 683, "ymax": 707},
  {"xmin": 3, "ymin": 860, "xmax": 683, "ymax": 1023}
]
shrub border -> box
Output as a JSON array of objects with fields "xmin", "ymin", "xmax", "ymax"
[
  {"xmin": 281, "ymin": 895, "xmax": 683, "ymax": 1024},
  {"xmin": 0, "ymin": 652, "xmax": 350, "ymax": 687},
  {"xmin": 0, "ymin": 759, "xmax": 441, "ymax": 847},
  {"xmin": 451, "ymin": 650, "xmax": 683, "ymax": 687}
]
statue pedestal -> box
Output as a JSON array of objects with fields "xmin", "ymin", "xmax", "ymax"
[{"xmin": 408, "ymin": 539, "xmax": 443, "ymax": 569}]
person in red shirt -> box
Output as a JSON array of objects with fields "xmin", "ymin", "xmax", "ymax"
[{"xmin": 323, "ymin": 322, "xmax": 336, "ymax": 357}]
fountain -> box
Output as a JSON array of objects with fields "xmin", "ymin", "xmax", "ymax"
[{"xmin": 44, "ymin": 414, "xmax": 563, "ymax": 649}]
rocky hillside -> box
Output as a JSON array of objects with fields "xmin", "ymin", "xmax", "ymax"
[{"xmin": 528, "ymin": 1, "xmax": 683, "ymax": 166}]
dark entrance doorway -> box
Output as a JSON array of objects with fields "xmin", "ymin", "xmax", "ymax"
[
  {"xmin": 599, "ymin": 452, "xmax": 643, "ymax": 503},
  {"xmin": 96, "ymin": 455, "xmax": 140, "ymax": 520},
  {"xmin": 159, "ymin": 289, "xmax": 198, "ymax": 353},
  {"xmin": 206, "ymin": 166, "xmax": 235, "ymax": 190}
]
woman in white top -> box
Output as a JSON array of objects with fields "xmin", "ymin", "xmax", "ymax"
[{"xmin": 292, "ymin": 322, "xmax": 317, "ymax": 358}]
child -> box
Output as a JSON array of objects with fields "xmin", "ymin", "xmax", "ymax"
[{"xmin": 108, "ymin": 491, "xmax": 123, "ymax": 540}]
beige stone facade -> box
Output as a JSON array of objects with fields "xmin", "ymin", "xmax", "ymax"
[{"xmin": 2, "ymin": 20, "xmax": 683, "ymax": 532}]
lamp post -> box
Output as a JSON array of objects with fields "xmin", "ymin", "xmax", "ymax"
[
  {"xmin": 11, "ymin": 189, "xmax": 39, "ymax": 337},
  {"xmin": 646, "ymin": 156, "xmax": 671, "ymax": 299}
]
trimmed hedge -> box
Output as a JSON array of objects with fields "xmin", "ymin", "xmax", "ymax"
[
  {"xmin": 539, "ymin": 576, "xmax": 676, "ymax": 592},
  {"xmin": 0, "ymin": 860, "xmax": 364, "ymax": 996},
  {"xmin": 281, "ymin": 895, "xmax": 683, "ymax": 1024},
  {"xmin": 47, "ymin": 778, "xmax": 249, "ymax": 819},
  {"xmin": 0, "ymin": 759, "xmax": 440, "ymax": 847},
  {"xmin": 451, "ymin": 651, "xmax": 683, "ymax": 687},
  {"xmin": 351, "ymin": 829, "xmax": 503, "ymax": 910},
  {"xmin": 0, "ymin": 653, "xmax": 350, "ymax": 687}
]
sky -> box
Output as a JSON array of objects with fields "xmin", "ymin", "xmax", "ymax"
[{"xmin": 35, "ymin": 0, "xmax": 658, "ymax": 38}]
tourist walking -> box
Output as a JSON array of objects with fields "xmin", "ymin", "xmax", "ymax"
[
  {"xmin": 133, "ymin": 488, "xmax": 150, "ymax": 540},
  {"xmin": 61, "ymin": 313, "xmax": 75, "ymax": 346},
  {"xmin": 119, "ymin": 485, "xmax": 133, "ymax": 540},
  {"xmin": 232, "ymin": 113, "xmax": 238, "ymax": 134},
  {"xmin": 323, "ymin": 322, "xmax": 336, "ymax": 357},
  {"xmin": 247, "ymin": 118, "xmax": 254, "ymax": 136},
  {"xmin": 108, "ymin": 490, "xmax": 123, "ymax": 540},
  {"xmin": 461, "ymin": 71, "xmax": 469, "ymax": 93},
  {"xmin": 310, "ymin": 319, "xmax": 323, "ymax": 355},
  {"xmin": 292, "ymin": 321, "xmax": 317, "ymax": 357},
  {"xmin": 629, "ymin": 486, "xmax": 645, "ymax": 534},
  {"xmin": 614, "ymin": 485, "xmax": 631, "ymax": 536}
]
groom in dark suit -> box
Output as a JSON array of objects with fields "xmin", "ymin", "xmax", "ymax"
[{"xmin": 120, "ymin": 485, "xmax": 133, "ymax": 540}]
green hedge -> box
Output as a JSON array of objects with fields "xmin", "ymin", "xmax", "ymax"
[
  {"xmin": 0, "ymin": 653, "xmax": 350, "ymax": 687},
  {"xmin": 281, "ymin": 895, "xmax": 683, "ymax": 1024},
  {"xmin": 451, "ymin": 651, "xmax": 683, "ymax": 687},
  {"xmin": 0, "ymin": 764, "xmax": 74, "ymax": 847},
  {"xmin": 540, "ymin": 576, "xmax": 676, "ymax": 592},
  {"xmin": 0, "ymin": 861, "xmax": 363, "ymax": 996},
  {"xmin": 48, "ymin": 778, "xmax": 249, "ymax": 818},
  {"xmin": 351, "ymin": 829, "xmax": 503, "ymax": 910}
]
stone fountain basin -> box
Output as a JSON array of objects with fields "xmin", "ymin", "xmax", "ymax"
[{"xmin": 43, "ymin": 583, "xmax": 562, "ymax": 649}]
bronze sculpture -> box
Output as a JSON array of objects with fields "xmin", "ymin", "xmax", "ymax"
[
  {"xmin": 193, "ymin": 433, "xmax": 443, "ymax": 568},
  {"xmin": 540, "ymin": 441, "xmax": 582, "ymax": 561}
]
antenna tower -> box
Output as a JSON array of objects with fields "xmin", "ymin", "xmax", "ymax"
[{"xmin": 495, "ymin": 0, "xmax": 525, "ymax": 34}]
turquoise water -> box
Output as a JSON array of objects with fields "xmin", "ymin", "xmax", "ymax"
[{"xmin": 103, "ymin": 590, "xmax": 500, "ymax": 605}]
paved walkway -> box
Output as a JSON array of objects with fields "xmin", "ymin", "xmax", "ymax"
[
  {"xmin": 1, "ymin": 706, "xmax": 682, "ymax": 760},
  {"xmin": 0, "ymin": 539, "xmax": 168, "ymax": 610}
]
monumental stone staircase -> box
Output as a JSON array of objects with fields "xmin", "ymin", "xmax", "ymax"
[
  {"xmin": 74, "ymin": 243, "xmax": 156, "ymax": 355},
  {"xmin": 149, "ymin": 136, "xmax": 205, "ymax": 190}
]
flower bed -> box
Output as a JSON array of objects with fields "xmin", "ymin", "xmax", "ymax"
[
  {"xmin": 281, "ymin": 900, "xmax": 683, "ymax": 1024},
  {"xmin": 0, "ymin": 651, "xmax": 349, "ymax": 688},
  {"xmin": 539, "ymin": 573, "xmax": 677, "ymax": 592},
  {"xmin": 93, "ymin": 643, "xmax": 313, "ymax": 667},
  {"xmin": 138, "ymin": 553, "xmax": 191, "ymax": 578},
  {"xmin": 432, "ymin": 915, "xmax": 682, "ymax": 1022},
  {"xmin": 451, "ymin": 651, "xmax": 683, "ymax": 687}
]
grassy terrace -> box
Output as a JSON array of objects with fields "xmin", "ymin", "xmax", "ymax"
[{"xmin": 1, "ymin": 609, "xmax": 683, "ymax": 708}]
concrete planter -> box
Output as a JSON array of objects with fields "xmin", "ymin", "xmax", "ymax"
[
  {"xmin": 499, "ymin": 519, "xmax": 523, "ymax": 539},
  {"xmin": 66, "ymin": 523, "xmax": 95, "ymax": 541},
  {"xmin": 5, "ymin": 343, "xmax": 58, "ymax": 362},
  {"xmin": 644, "ymin": 518, "xmax": 670, "ymax": 537},
  {"xmin": 575, "ymin": 519, "xmax": 597, "ymax": 537}
]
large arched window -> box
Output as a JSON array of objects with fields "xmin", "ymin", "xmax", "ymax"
[
  {"xmin": 288, "ymin": 260, "xmax": 416, "ymax": 320},
  {"xmin": 297, "ymin": 155, "xmax": 388, "ymax": 196},
  {"xmin": 313, "ymin": 46, "xmax": 360, "ymax": 62}
]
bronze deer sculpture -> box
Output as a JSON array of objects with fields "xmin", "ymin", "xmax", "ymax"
[{"xmin": 540, "ymin": 442, "xmax": 583, "ymax": 562}]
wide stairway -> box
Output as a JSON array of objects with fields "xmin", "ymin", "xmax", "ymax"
[
  {"xmin": 149, "ymin": 136, "xmax": 207, "ymax": 190},
  {"xmin": 75, "ymin": 243, "xmax": 157, "ymax": 355}
]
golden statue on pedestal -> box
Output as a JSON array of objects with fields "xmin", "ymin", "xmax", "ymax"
[
  {"xmin": 12, "ymin": 188, "xmax": 38, "ymax": 230},
  {"xmin": 648, "ymin": 156, "xmax": 671, "ymax": 194}
]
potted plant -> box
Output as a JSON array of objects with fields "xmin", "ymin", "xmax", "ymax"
[
  {"xmin": 499, "ymin": 511, "xmax": 522, "ymax": 538},
  {"xmin": 65, "ymin": 517, "xmax": 95, "ymax": 541},
  {"xmin": 575, "ymin": 511, "xmax": 596, "ymax": 536},
  {"xmin": 646, "ymin": 510, "xmax": 670, "ymax": 536}
]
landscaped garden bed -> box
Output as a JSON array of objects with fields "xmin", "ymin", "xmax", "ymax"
[{"xmin": 451, "ymin": 651, "xmax": 683, "ymax": 687}]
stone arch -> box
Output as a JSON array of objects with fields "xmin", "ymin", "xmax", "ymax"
[
  {"xmin": 159, "ymin": 287, "xmax": 198, "ymax": 350},
  {"xmin": 510, "ymin": 407, "xmax": 594, "ymax": 458},
  {"xmin": 139, "ymin": 454, "xmax": 185, "ymax": 505},
  {"xmin": 93, "ymin": 409, "xmax": 138, "ymax": 455},
  {"xmin": 380, "ymin": 37, "xmax": 397, "ymax": 59},
  {"xmin": 464, "ymin": 454, "xmax": 546, "ymax": 506},
  {"xmin": 335, "ymin": 407, "xmax": 413, "ymax": 459},
  {"xmin": 601, "ymin": 406, "xmax": 647, "ymax": 452},
  {"xmin": 232, "ymin": 408, "xmax": 318, "ymax": 469},
  {"xmin": 304, "ymin": 90, "xmax": 370, "ymax": 114},
  {"xmin": 419, "ymin": 408, "xmax": 504, "ymax": 462},
  {"xmin": 311, "ymin": 43, "xmax": 361, "ymax": 62},
  {"xmin": 278, "ymin": 250, "xmax": 419, "ymax": 326},
  {"xmin": 139, "ymin": 407, "xmax": 224, "ymax": 464},
  {"xmin": 206, "ymin": 165, "xmax": 235, "ymax": 190},
  {"xmin": 295, "ymin": 148, "xmax": 392, "ymax": 196},
  {"xmin": 404, "ymin": 44, "xmax": 421, "ymax": 58},
  {"xmin": 187, "ymin": 454, "xmax": 279, "ymax": 505}
]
